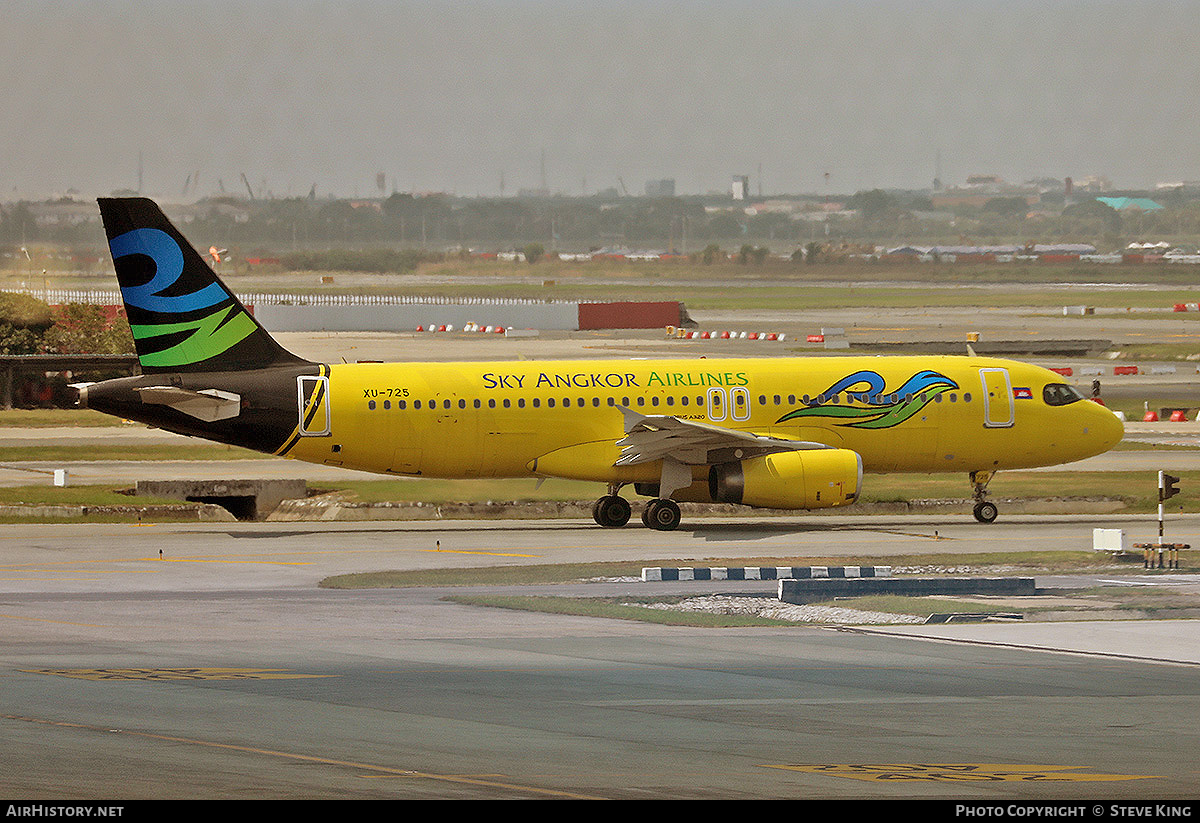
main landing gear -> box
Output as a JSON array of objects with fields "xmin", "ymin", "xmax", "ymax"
[
  {"xmin": 592, "ymin": 491, "xmax": 632, "ymax": 528},
  {"xmin": 641, "ymin": 498, "xmax": 681, "ymax": 531},
  {"xmin": 592, "ymin": 485, "xmax": 681, "ymax": 531},
  {"xmin": 970, "ymin": 470, "xmax": 998, "ymax": 523}
]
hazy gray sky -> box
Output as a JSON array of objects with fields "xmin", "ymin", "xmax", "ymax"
[{"xmin": 2, "ymin": 0, "xmax": 1198, "ymax": 200}]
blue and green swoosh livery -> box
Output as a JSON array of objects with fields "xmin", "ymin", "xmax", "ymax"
[
  {"xmin": 91, "ymin": 198, "xmax": 316, "ymax": 455},
  {"xmin": 776, "ymin": 369, "xmax": 958, "ymax": 429},
  {"xmin": 99, "ymin": 198, "xmax": 306, "ymax": 374}
]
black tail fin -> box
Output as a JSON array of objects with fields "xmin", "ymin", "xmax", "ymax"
[{"xmin": 97, "ymin": 197, "xmax": 309, "ymax": 373}]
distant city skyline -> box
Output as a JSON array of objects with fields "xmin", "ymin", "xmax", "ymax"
[{"xmin": 3, "ymin": 0, "xmax": 1199, "ymax": 201}]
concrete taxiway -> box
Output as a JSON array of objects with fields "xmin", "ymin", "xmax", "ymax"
[{"xmin": 2, "ymin": 515, "xmax": 1200, "ymax": 799}]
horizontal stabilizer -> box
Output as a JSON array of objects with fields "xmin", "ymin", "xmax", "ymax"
[{"xmin": 136, "ymin": 386, "xmax": 241, "ymax": 422}]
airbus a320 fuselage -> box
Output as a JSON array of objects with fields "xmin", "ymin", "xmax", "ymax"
[{"xmin": 79, "ymin": 198, "xmax": 1124, "ymax": 529}]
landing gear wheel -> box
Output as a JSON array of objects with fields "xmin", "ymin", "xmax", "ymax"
[
  {"xmin": 592, "ymin": 495, "xmax": 631, "ymax": 528},
  {"xmin": 969, "ymin": 470, "xmax": 998, "ymax": 524},
  {"xmin": 973, "ymin": 500, "xmax": 998, "ymax": 524},
  {"xmin": 643, "ymin": 498, "xmax": 681, "ymax": 531}
]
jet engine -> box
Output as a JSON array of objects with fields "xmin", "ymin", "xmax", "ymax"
[{"xmin": 707, "ymin": 449, "xmax": 862, "ymax": 510}]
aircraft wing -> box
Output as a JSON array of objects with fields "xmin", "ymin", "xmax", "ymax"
[{"xmin": 614, "ymin": 406, "xmax": 831, "ymax": 468}]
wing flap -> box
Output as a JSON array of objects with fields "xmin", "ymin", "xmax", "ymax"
[{"xmin": 614, "ymin": 406, "xmax": 830, "ymax": 467}]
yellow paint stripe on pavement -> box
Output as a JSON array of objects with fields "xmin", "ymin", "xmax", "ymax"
[
  {"xmin": 0, "ymin": 613, "xmax": 108, "ymax": 628},
  {"xmin": 2, "ymin": 713, "xmax": 605, "ymax": 799},
  {"xmin": 422, "ymin": 549, "xmax": 542, "ymax": 558},
  {"xmin": 133, "ymin": 556, "xmax": 312, "ymax": 565},
  {"xmin": 761, "ymin": 763, "xmax": 1158, "ymax": 783},
  {"xmin": 25, "ymin": 668, "xmax": 334, "ymax": 681}
]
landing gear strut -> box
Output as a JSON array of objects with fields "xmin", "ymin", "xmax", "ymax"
[
  {"xmin": 592, "ymin": 486, "xmax": 632, "ymax": 528},
  {"xmin": 970, "ymin": 470, "xmax": 998, "ymax": 523},
  {"xmin": 641, "ymin": 498, "xmax": 682, "ymax": 531}
]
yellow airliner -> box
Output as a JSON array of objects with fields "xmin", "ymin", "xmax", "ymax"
[{"xmin": 79, "ymin": 198, "xmax": 1124, "ymax": 529}]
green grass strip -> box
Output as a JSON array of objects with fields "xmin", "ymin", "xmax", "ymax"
[{"xmin": 446, "ymin": 594, "xmax": 798, "ymax": 627}]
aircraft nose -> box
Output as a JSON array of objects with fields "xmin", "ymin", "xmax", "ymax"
[{"xmin": 1087, "ymin": 400, "xmax": 1125, "ymax": 455}]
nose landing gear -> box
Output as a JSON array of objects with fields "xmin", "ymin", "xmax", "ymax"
[{"xmin": 970, "ymin": 470, "xmax": 998, "ymax": 523}]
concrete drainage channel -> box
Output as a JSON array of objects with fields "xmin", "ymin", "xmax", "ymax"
[{"xmin": 134, "ymin": 479, "xmax": 309, "ymax": 521}]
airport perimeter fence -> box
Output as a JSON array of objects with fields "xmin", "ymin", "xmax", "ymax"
[{"xmin": 18, "ymin": 288, "xmax": 580, "ymax": 309}]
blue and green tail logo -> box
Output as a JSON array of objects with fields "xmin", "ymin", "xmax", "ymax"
[
  {"xmin": 110, "ymin": 227, "xmax": 257, "ymax": 369},
  {"xmin": 109, "ymin": 224, "xmax": 258, "ymax": 369},
  {"xmin": 777, "ymin": 369, "xmax": 957, "ymax": 429},
  {"xmin": 99, "ymin": 197, "xmax": 309, "ymax": 373}
]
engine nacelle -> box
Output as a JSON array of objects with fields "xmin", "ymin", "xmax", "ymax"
[{"xmin": 708, "ymin": 449, "xmax": 862, "ymax": 510}]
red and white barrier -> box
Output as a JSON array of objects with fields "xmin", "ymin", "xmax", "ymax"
[
  {"xmin": 672, "ymin": 328, "xmax": 786, "ymax": 341},
  {"xmin": 417, "ymin": 323, "xmax": 508, "ymax": 335}
]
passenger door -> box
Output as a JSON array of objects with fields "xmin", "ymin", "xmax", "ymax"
[{"xmin": 979, "ymin": 368, "xmax": 1014, "ymax": 428}]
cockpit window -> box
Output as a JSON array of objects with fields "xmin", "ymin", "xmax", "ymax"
[{"xmin": 1043, "ymin": 383, "xmax": 1084, "ymax": 406}]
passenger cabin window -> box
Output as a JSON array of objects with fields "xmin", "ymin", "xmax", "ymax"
[{"xmin": 1044, "ymin": 383, "xmax": 1084, "ymax": 406}]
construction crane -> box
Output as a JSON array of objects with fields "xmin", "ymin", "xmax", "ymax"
[{"xmin": 240, "ymin": 173, "xmax": 255, "ymax": 200}]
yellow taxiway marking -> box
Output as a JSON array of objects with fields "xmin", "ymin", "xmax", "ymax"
[
  {"xmin": 132, "ymin": 556, "xmax": 313, "ymax": 565},
  {"xmin": 2, "ymin": 713, "xmax": 604, "ymax": 799},
  {"xmin": 25, "ymin": 668, "xmax": 333, "ymax": 681},
  {"xmin": 761, "ymin": 763, "xmax": 1158, "ymax": 783},
  {"xmin": 1, "ymin": 613, "xmax": 108, "ymax": 628},
  {"xmin": 0, "ymin": 565, "xmax": 158, "ymax": 571},
  {"xmin": 421, "ymin": 549, "xmax": 542, "ymax": 558},
  {"xmin": 0, "ymin": 575, "xmax": 161, "ymax": 583}
]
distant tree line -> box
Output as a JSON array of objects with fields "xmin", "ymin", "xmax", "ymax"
[{"xmin": 6, "ymin": 188, "xmax": 1200, "ymax": 256}]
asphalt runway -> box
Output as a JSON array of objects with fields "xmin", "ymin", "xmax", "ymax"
[{"xmin": 3, "ymin": 516, "xmax": 1200, "ymax": 799}]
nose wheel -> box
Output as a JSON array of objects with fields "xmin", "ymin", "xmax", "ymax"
[
  {"xmin": 970, "ymin": 470, "xmax": 998, "ymax": 523},
  {"xmin": 972, "ymin": 500, "xmax": 999, "ymax": 523}
]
